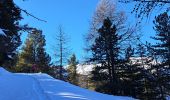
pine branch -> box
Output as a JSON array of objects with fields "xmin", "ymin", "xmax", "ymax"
[
  {"xmin": 21, "ymin": 9, "xmax": 47, "ymax": 23},
  {"xmin": 14, "ymin": 1, "xmax": 47, "ymax": 23},
  {"xmin": 120, "ymin": 0, "xmax": 170, "ymax": 3},
  {"xmin": 134, "ymin": 0, "xmax": 170, "ymax": 3}
]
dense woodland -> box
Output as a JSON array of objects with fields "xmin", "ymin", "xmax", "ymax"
[{"xmin": 0, "ymin": 0, "xmax": 170, "ymax": 100}]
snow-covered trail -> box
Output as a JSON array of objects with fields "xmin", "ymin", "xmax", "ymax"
[
  {"xmin": 27, "ymin": 73, "xmax": 133, "ymax": 100},
  {"xmin": 0, "ymin": 67, "xmax": 134, "ymax": 100},
  {"xmin": 0, "ymin": 68, "xmax": 47, "ymax": 100}
]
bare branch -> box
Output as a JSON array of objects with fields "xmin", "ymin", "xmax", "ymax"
[
  {"xmin": 21, "ymin": 9, "xmax": 47, "ymax": 23},
  {"xmin": 120, "ymin": 0, "xmax": 170, "ymax": 20}
]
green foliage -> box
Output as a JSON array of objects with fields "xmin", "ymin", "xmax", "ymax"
[
  {"xmin": 0, "ymin": 0, "xmax": 22, "ymax": 67},
  {"xmin": 16, "ymin": 29, "xmax": 51, "ymax": 73},
  {"xmin": 151, "ymin": 12, "xmax": 170, "ymax": 99},
  {"xmin": 90, "ymin": 18, "xmax": 123, "ymax": 95},
  {"xmin": 119, "ymin": 12, "xmax": 170, "ymax": 99},
  {"xmin": 153, "ymin": 12, "xmax": 170, "ymax": 67},
  {"xmin": 67, "ymin": 54, "xmax": 78, "ymax": 85}
]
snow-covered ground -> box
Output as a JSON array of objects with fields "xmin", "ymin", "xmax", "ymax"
[
  {"xmin": 0, "ymin": 67, "xmax": 134, "ymax": 100},
  {"xmin": 0, "ymin": 28, "xmax": 6, "ymax": 36},
  {"xmin": 76, "ymin": 64, "xmax": 95, "ymax": 75}
]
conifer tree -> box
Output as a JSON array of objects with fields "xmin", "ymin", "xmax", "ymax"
[
  {"xmin": 85, "ymin": 0, "xmax": 138, "ymax": 63},
  {"xmin": 0, "ymin": 0, "xmax": 22, "ymax": 67},
  {"xmin": 134, "ymin": 44, "xmax": 157, "ymax": 99},
  {"xmin": 16, "ymin": 36, "xmax": 35, "ymax": 72},
  {"xmin": 153, "ymin": 12, "xmax": 170, "ymax": 69},
  {"xmin": 90, "ymin": 18, "xmax": 122, "ymax": 95},
  {"xmin": 67, "ymin": 54, "xmax": 78, "ymax": 85},
  {"xmin": 85, "ymin": 0, "xmax": 129, "ymax": 53},
  {"xmin": 16, "ymin": 29, "xmax": 51, "ymax": 73},
  {"xmin": 151, "ymin": 12, "xmax": 170, "ymax": 99},
  {"xmin": 121, "ymin": 44, "xmax": 158, "ymax": 99},
  {"xmin": 120, "ymin": 46, "xmax": 141, "ymax": 98},
  {"xmin": 54, "ymin": 25, "xmax": 69, "ymax": 80}
]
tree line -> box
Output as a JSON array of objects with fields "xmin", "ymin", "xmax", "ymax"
[
  {"xmin": 83, "ymin": 0, "xmax": 170, "ymax": 100},
  {"xmin": 0, "ymin": 0, "xmax": 170, "ymax": 100},
  {"xmin": 0, "ymin": 0, "xmax": 69, "ymax": 79}
]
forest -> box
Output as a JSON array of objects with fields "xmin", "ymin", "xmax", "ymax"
[{"xmin": 0, "ymin": 0, "xmax": 170, "ymax": 100}]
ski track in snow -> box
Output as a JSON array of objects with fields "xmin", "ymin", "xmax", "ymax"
[
  {"xmin": 24, "ymin": 73, "xmax": 134, "ymax": 100},
  {"xmin": 0, "ymin": 67, "xmax": 134, "ymax": 100}
]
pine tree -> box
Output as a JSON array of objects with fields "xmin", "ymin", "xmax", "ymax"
[
  {"xmin": 0, "ymin": 0, "xmax": 22, "ymax": 67},
  {"xmin": 85, "ymin": 0, "xmax": 128, "ymax": 52},
  {"xmin": 16, "ymin": 37, "xmax": 35, "ymax": 72},
  {"xmin": 151, "ymin": 12, "xmax": 170, "ymax": 99},
  {"xmin": 153, "ymin": 12, "xmax": 170, "ymax": 69},
  {"xmin": 119, "ymin": 46, "xmax": 138, "ymax": 97},
  {"xmin": 16, "ymin": 29, "xmax": 51, "ymax": 73},
  {"xmin": 134, "ymin": 44, "xmax": 157, "ymax": 99},
  {"xmin": 118, "ymin": 45, "xmax": 145, "ymax": 98},
  {"xmin": 67, "ymin": 54, "xmax": 78, "ymax": 85},
  {"xmin": 90, "ymin": 18, "xmax": 122, "ymax": 95},
  {"xmin": 113, "ymin": 43, "xmax": 159, "ymax": 99}
]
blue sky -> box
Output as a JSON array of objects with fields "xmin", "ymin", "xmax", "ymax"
[{"xmin": 14, "ymin": 0, "xmax": 161, "ymax": 64}]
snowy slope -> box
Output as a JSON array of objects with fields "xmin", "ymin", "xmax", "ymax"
[
  {"xmin": 0, "ymin": 67, "xmax": 134, "ymax": 100},
  {"xmin": 0, "ymin": 68, "xmax": 47, "ymax": 100}
]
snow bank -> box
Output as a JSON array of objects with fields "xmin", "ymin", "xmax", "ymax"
[
  {"xmin": 0, "ymin": 67, "xmax": 11, "ymax": 76},
  {"xmin": 0, "ymin": 67, "xmax": 47, "ymax": 100},
  {"xmin": 25, "ymin": 73, "xmax": 134, "ymax": 100},
  {"xmin": 0, "ymin": 28, "xmax": 6, "ymax": 36},
  {"xmin": 0, "ymin": 67, "xmax": 134, "ymax": 100}
]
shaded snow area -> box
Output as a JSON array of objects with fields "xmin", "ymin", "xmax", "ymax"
[
  {"xmin": 0, "ymin": 67, "xmax": 134, "ymax": 100},
  {"xmin": 0, "ymin": 28, "xmax": 6, "ymax": 36},
  {"xmin": 0, "ymin": 68, "xmax": 47, "ymax": 100}
]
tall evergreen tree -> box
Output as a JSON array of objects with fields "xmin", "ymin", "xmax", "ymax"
[
  {"xmin": 120, "ymin": 46, "xmax": 141, "ymax": 98},
  {"xmin": 153, "ymin": 12, "xmax": 170, "ymax": 69},
  {"xmin": 134, "ymin": 44, "xmax": 158, "ymax": 100},
  {"xmin": 0, "ymin": 0, "xmax": 22, "ymax": 67},
  {"xmin": 90, "ymin": 18, "xmax": 122, "ymax": 95},
  {"xmin": 151, "ymin": 12, "xmax": 170, "ymax": 99},
  {"xmin": 67, "ymin": 54, "xmax": 78, "ymax": 85},
  {"xmin": 121, "ymin": 44, "xmax": 159, "ymax": 99},
  {"xmin": 16, "ymin": 29, "xmax": 51, "ymax": 73},
  {"xmin": 85, "ymin": 0, "xmax": 133, "ymax": 53}
]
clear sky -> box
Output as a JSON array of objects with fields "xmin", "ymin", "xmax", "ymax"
[{"xmin": 14, "ymin": 0, "xmax": 161, "ymax": 64}]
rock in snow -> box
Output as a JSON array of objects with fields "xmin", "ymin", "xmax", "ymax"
[{"xmin": 0, "ymin": 67, "xmax": 134, "ymax": 100}]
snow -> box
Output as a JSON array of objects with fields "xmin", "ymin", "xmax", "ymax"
[
  {"xmin": 0, "ymin": 28, "xmax": 6, "ymax": 36},
  {"xmin": 0, "ymin": 67, "xmax": 134, "ymax": 100},
  {"xmin": 76, "ymin": 57, "xmax": 159, "ymax": 76},
  {"xmin": 0, "ymin": 67, "xmax": 47, "ymax": 100},
  {"xmin": 76, "ymin": 64, "xmax": 95, "ymax": 75},
  {"xmin": 0, "ymin": 67, "xmax": 10, "ymax": 75}
]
